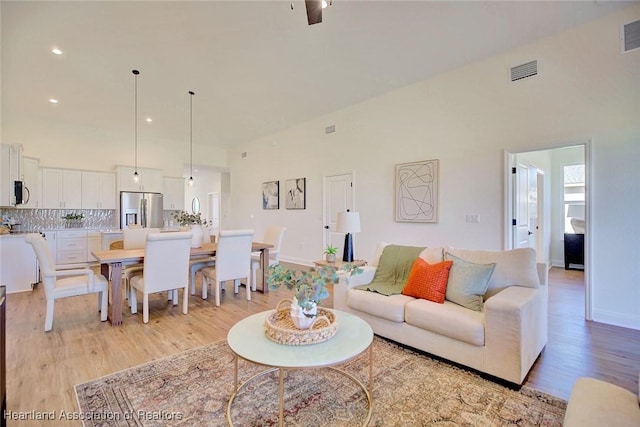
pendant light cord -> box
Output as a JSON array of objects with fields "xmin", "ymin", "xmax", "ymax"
[
  {"xmin": 132, "ymin": 69, "xmax": 140, "ymax": 177},
  {"xmin": 189, "ymin": 91, "xmax": 195, "ymax": 184}
]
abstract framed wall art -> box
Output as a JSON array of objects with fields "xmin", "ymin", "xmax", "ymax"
[
  {"xmin": 285, "ymin": 177, "xmax": 306, "ymax": 209},
  {"xmin": 395, "ymin": 159, "xmax": 439, "ymax": 223},
  {"xmin": 262, "ymin": 181, "xmax": 279, "ymax": 210}
]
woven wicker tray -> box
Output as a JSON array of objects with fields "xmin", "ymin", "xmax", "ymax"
[{"xmin": 264, "ymin": 300, "xmax": 338, "ymax": 346}]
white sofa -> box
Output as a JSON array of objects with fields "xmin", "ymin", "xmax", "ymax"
[{"xmin": 334, "ymin": 244, "xmax": 548, "ymax": 385}]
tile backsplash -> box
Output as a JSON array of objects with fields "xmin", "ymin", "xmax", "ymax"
[{"xmin": 0, "ymin": 208, "xmax": 118, "ymax": 231}]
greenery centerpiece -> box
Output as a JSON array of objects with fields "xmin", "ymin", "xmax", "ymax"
[
  {"xmin": 172, "ymin": 211, "xmax": 211, "ymax": 248},
  {"xmin": 267, "ymin": 263, "xmax": 363, "ymax": 329},
  {"xmin": 172, "ymin": 211, "xmax": 211, "ymax": 227}
]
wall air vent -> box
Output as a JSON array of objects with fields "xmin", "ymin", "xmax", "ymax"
[
  {"xmin": 622, "ymin": 20, "xmax": 640, "ymax": 53},
  {"xmin": 510, "ymin": 60, "xmax": 537, "ymax": 82}
]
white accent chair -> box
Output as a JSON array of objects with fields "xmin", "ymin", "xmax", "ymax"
[
  {"xmin": 129, "ymin": 232, "xmax": 192, "ymax": 324},
  {"xmin": 199, "ymin": 229, "xmax": 254, "ymax": 306},
  {"xmin": 25, "ymin": 233, "xmax": 108, "ymax": 332},
  {"xmin": 250, "ymin": 226, "xmax": 286, "ymax": 291}
]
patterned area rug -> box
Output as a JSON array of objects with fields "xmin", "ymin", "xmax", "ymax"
[{"xmin": 75, "ymin": 337, "xmax": 566, "ymax": 426}]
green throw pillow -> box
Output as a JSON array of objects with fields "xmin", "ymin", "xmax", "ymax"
[
  {"xmin": 357, "ymin": 244, "xmax": 425, "ymax": 295},
  {"xmin": 444, "ymin": 252, "xmax": 496, "ymax": 312}
]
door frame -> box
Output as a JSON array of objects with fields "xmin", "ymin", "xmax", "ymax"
[{"xmin": 503, "ymin": 139, "xmax": 592, "ymax": 320}]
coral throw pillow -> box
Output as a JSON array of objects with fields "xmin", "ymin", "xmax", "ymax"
[{"xmin": 401, "ymin": 258, "xmax": 453, "ymax": 303}]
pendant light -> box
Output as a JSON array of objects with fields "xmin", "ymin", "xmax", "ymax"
[
  {"xmin": 188, "ymin": 90, "xmax": 195, "ymax": 187},
  {"xmin": 132, "ymin": 69, "xmax": 140, "ymax": 183}
]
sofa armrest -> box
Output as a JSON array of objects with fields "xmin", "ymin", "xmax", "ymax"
[
  {"xmin": 333, "ymin": 266, "xmax": 376, "ymax": 311},
  {"xmin": 537, "ymin": 262, "xmax": 548, "ymax": 286},
  {"xmin": 483, "ymin": 284, "xmax": 548, "ymax": 384}
]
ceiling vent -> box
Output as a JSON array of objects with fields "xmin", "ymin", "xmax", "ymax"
[
  {"xmin": 622, "ymin": 20, "xmax": 640, "ymax": 53},
  {"xmin": 510, "ymin": 60, "xmax": 537, "ymax": 82}
]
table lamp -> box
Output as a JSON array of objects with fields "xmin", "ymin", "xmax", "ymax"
[{"xmin": 336, "ymin": 211, "xmax": 361, "ymax": 262}]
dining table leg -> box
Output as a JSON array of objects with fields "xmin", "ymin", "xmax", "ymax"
[{"xmin": 105, "ymin": 262, "xmax": 123, "ymax": 326}]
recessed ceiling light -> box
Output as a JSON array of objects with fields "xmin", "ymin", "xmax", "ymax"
[
  {"xmin": 49, "ymin": 98, "xmax": 59, "ymax": 104},
  {"xmin": 145, "ymin": 117, "xmax": 152, "ymax": 123},
  {"xmin": 51, "ymin": 48, "xmax": 62, "ymax": 55}
]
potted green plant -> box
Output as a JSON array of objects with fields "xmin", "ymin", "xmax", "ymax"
[
  {"xmin": 267, "ymin": 263, "xmax": 362, "ymax": 329},
  {"xmin": 323, "ymin": 245, "xmax": 338, "ymax": 263}
]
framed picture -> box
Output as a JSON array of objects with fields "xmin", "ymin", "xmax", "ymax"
[
  {"xmin": 395, "ymin": 159, "xmax": 439, "ymax": 223},
  {"xmin": 285, "ymin": 178, "xmax": 306, "ymax": 209},
  {"xmin": 262, "ymin": 181, "xmax": 279, "ymax": 210}
]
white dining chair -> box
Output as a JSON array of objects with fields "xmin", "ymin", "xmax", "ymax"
[
  {"xmin": 250, "ymin": 226, "xmax": 286, "ymax": 291},
  {"xmin": 25, "ymin": 233, "xmax": 108, "ymax": 332},
  {"xmin": 129, "ymin": 231, "xmax": 192, "ymax": 323},
  {"xmin": 199, "ymin": 229, "xmax": 254, "ymax": 307},
  {"xmin": 122, "ymin": 227, "xmax": 159, "ymax": 303}
]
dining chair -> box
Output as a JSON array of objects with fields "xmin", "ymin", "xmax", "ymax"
[
  {"xmin": 129, "ymin": 231, "xmax": 192, "ymax": 324},
  {"xmin": 250, "ymin": 226, "xmax": 286, "ymax": 291},
  {"xmin": 199, "ymin": 229, "xmax": 254, "ymax": 306},
  {"xmin": 122, "ymin": 227, "xmax": 159, "ymax": 303},
  {"xmin": 25, "ymin": 233, "xmax": 108, "ymax": 332}
]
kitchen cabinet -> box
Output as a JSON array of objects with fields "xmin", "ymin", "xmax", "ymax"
[
  {"xmin": 41, "ymin": 168, "xmax": 82, "ymax": 209},
  {"xmin": 0, "ymin": 234, "xmax": 38, "ymax": 293},
  {"xmin": 82, "ymin": 171, "xmax": 116, "ymax": 209},
  {"xmin": 117, "ymin": 166, "xmax": 163, "ymax": 193},
  {"xmin": 0, "ymin": 144, "xmax": 21, "ymax": 207},
  {"xmin": 163, "ymin": 177, "xmax": 185, "ymax": 210},
  {"xmin": 55, "ymin": 230, "xmax": 88, "ymax": 266},
  {"xmin": 87, "ymin": 231, "xmax": 102, "ymax": 263},
  {"xmin": 18, "ymin": 157, "xmax": 39, "ymax": 209}
]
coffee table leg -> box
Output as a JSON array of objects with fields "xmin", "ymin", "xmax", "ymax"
[
  {"xmin": 369, "ymin": 344, "xmax": 373, "ymax": 396},
  {"xmin": 278, "ymin": 368, "xmax": 284, "ymax": 427},
  {"xmin": 234, "ymin": 355, "xmax": 238, "ymax": 392}
]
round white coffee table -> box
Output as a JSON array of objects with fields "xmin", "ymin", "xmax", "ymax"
[{"xmin": 226, "ymin": 309, "xmax": 374, "ymax": 427}]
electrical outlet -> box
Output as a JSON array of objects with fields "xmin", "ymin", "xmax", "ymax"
[{"xmin": 466, "ymin": 214, "xmax": 480, "ymax": 223}]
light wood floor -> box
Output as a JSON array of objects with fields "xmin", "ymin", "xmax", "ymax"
[{"xmin": 4, "ymin": 266, "xmax": 640, "ymax": 426}]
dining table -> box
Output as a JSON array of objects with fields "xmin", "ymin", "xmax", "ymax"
[{"xmin": 92, "ymin": 241, "xmax": 274, "ymax": 326}]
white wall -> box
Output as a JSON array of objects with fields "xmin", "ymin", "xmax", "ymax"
[{"xmin": 228, "ymin": 6, "xmax": 640, "ymax": 329}]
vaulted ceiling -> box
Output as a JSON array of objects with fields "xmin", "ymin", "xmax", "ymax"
[{"xmin": 1, "ymin": 1, "xmax": 630, "ymax": 149}]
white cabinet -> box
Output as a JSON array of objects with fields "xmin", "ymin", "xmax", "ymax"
[
  {"xmin": 87, "ymin": 231, "xmax": 102, "ymax": 263},
  {"xmin": 163, "ymin": 177, "xmax": 185, "ymax": 210},
  {"xmin": 82, "ymin": 171, "xmax": 116, "ymax": 209},
  {"xmin": 41, "ymin": 168, "xmax": 82, "ymax": 209},
  {"xmin": 117, "ymin": 166, "xmax": 163, "ymax": 193},
  {"xmin": 0, "ymin": 144, "xmax": 21, "ymax": 207},
  {"xmin": 55, "ymin": 230, "xmax": 87, "ymax": 265},
  {"xmin": 19, "ymin": 157, "xmax": 39, "ymax": 208}
]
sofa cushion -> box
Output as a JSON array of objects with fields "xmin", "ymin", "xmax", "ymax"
[
  {"xmin": 447, "ymin": 247, "xmax": 539, "ymax": 299},
  {"xmin": 444, "ymin": 253, "xmax": 496, "ymax": 312},
  {"xmin": 347, "ymin": 289, "xmax": 413, "ymax": 323},
  {"xmin": 357, "ymin": 244, "xmax": 424, "ymax": 296},
  {"xmin": 418, "ymin": 247, "xmax": 444, "ymax": 264},
  {"xmin": 402, "ymin": 258, "xmax": 453, "ymax": 303},
  {"xmin": 405, "ymin": 299, "xmax": 485, "ymax": 346}
]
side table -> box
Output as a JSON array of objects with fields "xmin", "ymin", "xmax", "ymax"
[{"xmin": 314, "ymin": 259, "xmax": 367, "ymax": 268}]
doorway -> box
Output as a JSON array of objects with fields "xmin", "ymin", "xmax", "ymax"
[
  {"xmin": 323, "ymin": 172, "xmax": 355, "ymax": 255},
  {"xmin": 505, "ymin": 141, "xmax": 591, "ymax": 320}
]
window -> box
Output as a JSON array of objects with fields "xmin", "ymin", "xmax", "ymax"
[{"xmin": 564, "ymin": 164, "xmax": 585, "ymax": 233}]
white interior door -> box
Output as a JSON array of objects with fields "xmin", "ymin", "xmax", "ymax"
[
  {"xmin": 513, "ymin": 163, "xmax": 538, "ymax": 250},
  {"xmin": 323, "ymin": 173, "xmax": 354, "ymax": 255}
]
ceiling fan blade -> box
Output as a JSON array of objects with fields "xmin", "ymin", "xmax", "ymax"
[{"xmin": 305, "ymin": 0, "xmax": 323, "ymax": 25}]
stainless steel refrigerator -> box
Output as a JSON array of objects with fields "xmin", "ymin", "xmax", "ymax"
[{"xmin": 120, "ymin": 192, "xmax": 164, "ymax": 229}]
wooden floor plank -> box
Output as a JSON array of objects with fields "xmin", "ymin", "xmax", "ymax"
[{"xmin": 4, "ymin": 266, "xmax": 640, "ymax": 426}]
